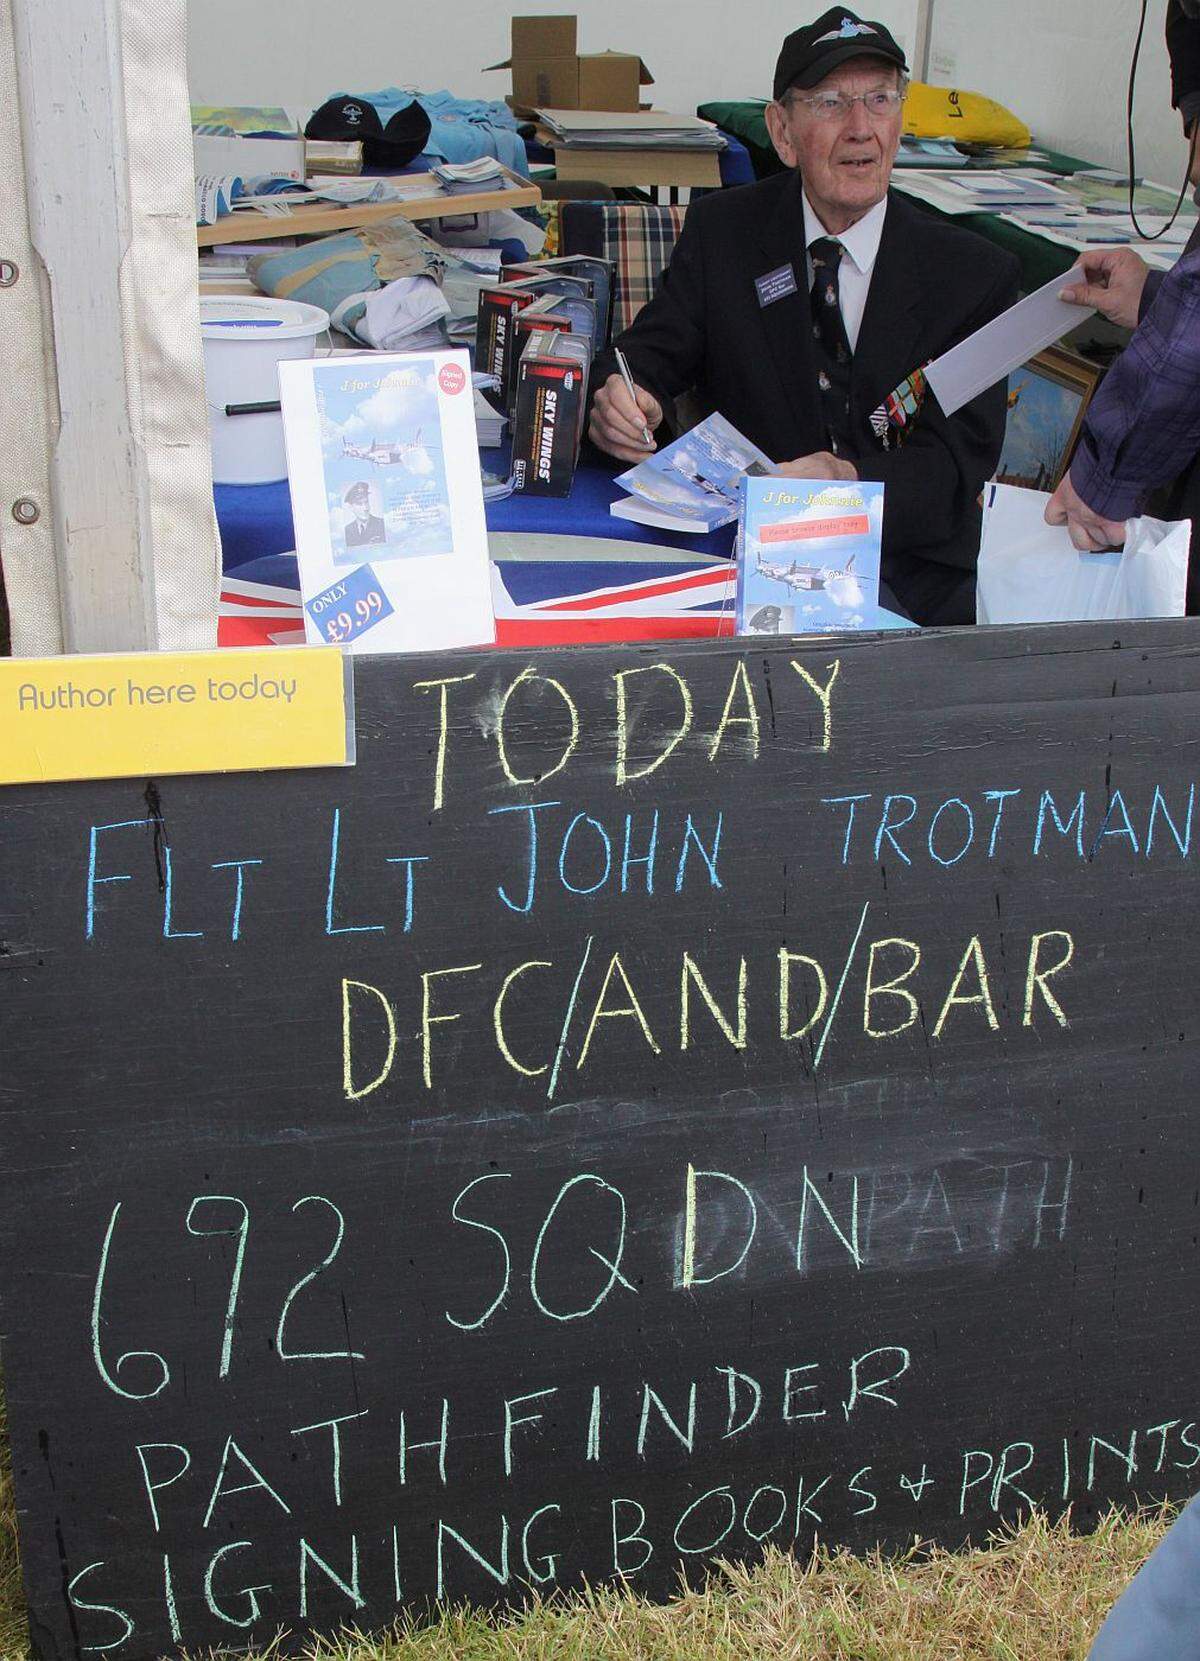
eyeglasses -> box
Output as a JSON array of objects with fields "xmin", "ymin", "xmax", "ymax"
[{"xmin": 786, "ymin": 88, "xmax": 905, "ymax": 121}]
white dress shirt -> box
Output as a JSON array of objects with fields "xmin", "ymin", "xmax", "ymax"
[{"xmin": 801, "ymin": 192, "xmax": 889, "ymax": 354}]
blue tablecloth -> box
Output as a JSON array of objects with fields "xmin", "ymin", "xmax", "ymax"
[{"xmin": 217, "ymin": 453, "xmax": 735, "ymax": 583}]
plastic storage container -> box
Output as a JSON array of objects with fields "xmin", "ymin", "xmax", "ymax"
[{"xmin": 200, "ymin": 295, "xmax": 329, "ymax": 484}]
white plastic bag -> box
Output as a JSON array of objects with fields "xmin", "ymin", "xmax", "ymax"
[{"xmin": 977, "ymin": 482, "xmax": 1190, "ymax": 624}]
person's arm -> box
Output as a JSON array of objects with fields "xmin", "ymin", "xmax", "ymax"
[
  {"xmin": 867, "ymin": 253, "xmax": 1020, "ymax": 565},
  {"xmin": 1069, "ymin": 246, "xmax": 1200, "ymax": 522}
]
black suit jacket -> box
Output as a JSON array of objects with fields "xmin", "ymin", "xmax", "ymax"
[{"xmin": 595, "ymin": 174, "xmax": 1020, "ymax": 624}]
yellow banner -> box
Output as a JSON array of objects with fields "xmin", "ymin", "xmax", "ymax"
[{"xmin": 0, "ymin": 649, "xmax": 352, "ymax": 784}]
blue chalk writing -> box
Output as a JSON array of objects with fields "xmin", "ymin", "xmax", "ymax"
[
  {"xmin": 445, "ymin": 1175, "xmax": 513, "ymax": 1332},
  {"xmin": 674, "ymin": 812, "xmax": 724, "ymax": 893},
  {"xmin": 91, "ymin": 1202, "xmax": 170, "ymax": 1401},
  {"xmin": 274, "ymin": 1196, "xmax": 364, "ymax": 1362},
  {"xmin": 621, "ymin": 811, "xmax": 659, "ymax": 895},
  {"xmin": 547, "ymin": 934, "xmax": 594, "ymax": 1101},
  {"xmin": 530, "ymin": 1173, "xmax": 634, "ymax": 1321},
  {"xmin": 1147, "ymin": 783, "xmax": 1194, "ymax": 857},
  {"xmin": 1034, "ymin": 789, "xmax": 1085, "ymax": 857},
  {"xmin": 211, "ymin": 859, "xmax": 262, "ymax": 942},
  {"xmin": 185, "ymin": 1196, "xmax": 249, "ymax": 1378},
  {"xmin": 874, "ymin": 794, "xmax": 917, "ymax": 865},
  {"xmin": 611, "ymin": 1498, "xmax": 653, "ymax": 1574},
  {"xmin": 822, "ymin": 793, "xmax": 871, "ymax": 865},
  {"xmin": 489, "ymin": 800, "xmax": 561, "ymax": 915},
  {"xmin": 984, "ymin": 789, "xmax": 1021, "ymax": 858},
  {"xmin": 399, "ymin": 1399, "xmax": 449, "ymax": 1485},
  {"xmin": 85, "ymin": 820, "xmax": 144, "ymax": 940},
  {"xmin": 558, "ymin": 813, "xmax": 612, "ymax": 896},
  {"xmin": 162, "ymin": 845, "xmax": 203, "ymax": 940},
  {"xmin": 1089, "ymin": 789, "xmax": 1140, "ymax": 858},
  {"xmin": 927, "ymin": 798, "xmax": 975, "ymax": 867},
  {"xmin": 384, "ymin": 854, "xmax": 429, "ymax": 933},
  {"xmin": 325, "ymin": 808, "xmax": 383, "ymax": 936}
]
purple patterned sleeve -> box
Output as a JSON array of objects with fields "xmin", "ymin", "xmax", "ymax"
[{"xmin": 1070, "ymin": 246, "xmax": 1200, "ymax": 520}]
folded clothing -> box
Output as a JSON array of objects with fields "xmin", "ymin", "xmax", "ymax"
[
  {"xmin": 340, "ymin": 275, "xmax": 451, "ymax": 350},
  {"xmin": 247, "ymin": 217, "xmax": 495, "ymax": 347},
  {"xmin": 247, "ymin": 218, "xmax": 449, "ymax": 337}
]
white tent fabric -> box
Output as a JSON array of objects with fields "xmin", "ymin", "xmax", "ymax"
[
  {"xmin": 1, "ymin": 0, "xmax": 219, "ymax": 656},
  {"xmin": 0, "ymin": 0, "xmax": 63, "ymax": 656},
  {"xmin": 118, "ymin": 0, "xmax": 221, "ymax": 653}
]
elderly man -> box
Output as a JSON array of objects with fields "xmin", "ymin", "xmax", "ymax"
[{"xmin": 589, "ymin": 8, "xmax": 1020, "ymax": 625}]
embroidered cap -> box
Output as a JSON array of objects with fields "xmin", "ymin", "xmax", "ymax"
[{"xmin": 773, "ymin": 8, "xmax": 907, "ymax": 99}]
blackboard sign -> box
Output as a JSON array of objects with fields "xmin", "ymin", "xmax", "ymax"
[{"xmin": 3, "ymin": 627, "xmax": 1199, "ymax": 1659}]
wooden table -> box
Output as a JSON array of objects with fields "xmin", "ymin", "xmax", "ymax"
[{"xmin": 197, "ymin": 174, "xmax": 541, "ymax": 248}]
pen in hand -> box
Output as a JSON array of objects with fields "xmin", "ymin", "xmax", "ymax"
[{"xmin": 614, "ymin": 347, "xmax": 655, "ymax": 449}]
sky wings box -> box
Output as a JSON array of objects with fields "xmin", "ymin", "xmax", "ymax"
[{"xmin": 511, "ymin": 341, "xmax": 589, "ymax": 496}]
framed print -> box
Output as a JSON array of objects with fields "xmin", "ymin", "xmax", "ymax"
[{"xmin": 995, "ymin": 345, "xmax": 1103, "ymax": 491}]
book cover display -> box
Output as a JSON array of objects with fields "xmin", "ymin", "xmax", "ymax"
[
  {"xmin": 737, "ymin": 477, "xmax": 897, "ymax": 635},
  {"xmin": 278, "ymin": 350, "xmax": 494, "ymax": 652}
]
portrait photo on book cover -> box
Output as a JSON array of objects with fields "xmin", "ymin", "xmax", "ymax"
[{"xmin": 317, "ymin": 364, "xmax": 455, "ymax": 564}]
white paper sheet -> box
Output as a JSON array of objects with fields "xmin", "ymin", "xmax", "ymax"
[{"xmin": 925, "ymin": 266, "xmax": 1094, "ymax": 417}]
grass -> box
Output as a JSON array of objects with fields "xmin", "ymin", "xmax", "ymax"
[{"xmin": 0, "ymin": 1400, "xmax": 1168, "ymax": 1661}]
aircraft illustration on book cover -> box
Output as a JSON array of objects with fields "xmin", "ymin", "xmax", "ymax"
[
  {"xmin": 758, "ymin": 552, "xmax": 858, "ymax": 593},
  {"xmin": 341, "ymin": 429, "xmax": 432, "ymax": 471}
]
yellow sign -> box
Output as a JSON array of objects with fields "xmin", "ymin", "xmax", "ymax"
[{"xmin": 0, "ymin": 649, "xmax": 352, "ymax": 784}]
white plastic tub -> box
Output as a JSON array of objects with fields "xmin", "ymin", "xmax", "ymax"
[{"xmin": 200, "ymin": 296, "xmax": 329, "ymax": 484}]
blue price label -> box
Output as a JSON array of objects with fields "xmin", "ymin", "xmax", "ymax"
[{"xmin": 306, "ymin": 564, "xmax": 394, "ymax": 646}]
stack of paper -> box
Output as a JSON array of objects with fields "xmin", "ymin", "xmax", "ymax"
[
  {"xmin": 537, "ymin": 108, "xmax": 725, "ymax": 151},
  {"xmin": 431, "ymin": 158, "xmax": 517, "ymax": 193}
]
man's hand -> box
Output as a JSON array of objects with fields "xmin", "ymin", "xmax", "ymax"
[
  {"xmin": 1059, "ymin": 248, "xmax": 1150, "ymax": 331},
  {"xmin": 1045, "ymin": 471, "xmax": 1128, "ymax": 551},
  {"xmin": 589, "ymin": 373, "xmax": 663, "ymax": 463},
  {"xmin": 776, "ymin": 451, "xmax": 860, "ymax": 481}
]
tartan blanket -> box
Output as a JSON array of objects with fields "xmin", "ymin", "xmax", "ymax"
[{"xmin": 561, "ymin": 202, "xmax": 687, "ymax": 335}]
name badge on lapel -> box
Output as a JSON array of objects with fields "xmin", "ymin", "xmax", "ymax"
[{"xmin": 755, "ymin": 264, "xmax": 798, "ymax": 307}]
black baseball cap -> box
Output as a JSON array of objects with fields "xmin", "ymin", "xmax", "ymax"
[{"xmin": 773, "ymin": 8, "xmax": 907, "ymax": 100}]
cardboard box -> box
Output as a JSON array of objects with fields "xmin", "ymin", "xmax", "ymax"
[
  {"xmin": 485, "ymin": 15, "xmax": 653, "ymax": 114},
  {"xmin": 578, "ymin": 52, "xmax": 652, "ymax": 113},
  {"xmin": 511, "ymin": 349, "xmax": 587, "ymax": 496},
  {"xmin": 191, "ymin": 106, "xmax": 306, "ymax": 183},
  {"xmin": 512, "ymin": 57, "xmax": 579, "ymax": 110},
  {"xmin": 511, "ymin": 14, "xmax": 576, "ymax": 56}
]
